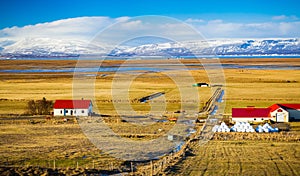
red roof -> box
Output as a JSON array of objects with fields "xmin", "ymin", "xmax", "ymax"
[
  {"xmin": 232, "ymin": 107, "xmax": 271, "ymax": 118},
  {"xmin": 279, "ymin": 104, "xmax": 300, "ymax": 110},
  {"xmin": 268, "ymin": 104, "xmax": 282, "ymax": 112},
  {"xmin": 53, "ymin": 100, "xmax": 91, "ymax": 109},
  {"xmin": 268, "ymin": 104, "xmax": 300, "ymax": 111}
]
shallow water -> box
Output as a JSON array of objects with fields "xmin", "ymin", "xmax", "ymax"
[{"xmin": 1, "ymin": 63, "xmax": 299, "ymax": 73}]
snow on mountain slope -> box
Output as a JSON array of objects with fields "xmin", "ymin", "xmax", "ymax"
[
  {"xmin": 1, "ymin": 38, "xmax": 106, "ymax": 57},
  {"xmin": 108, "ymin": 38, "xmax": 300, "ymax": 56},
  {"xmin": 0, "ymin": 16, "xmax": 299, "ymax": 57},
  {"xmin": 0, "ymin": 38, "xmax": 299, "ymax": 57}
]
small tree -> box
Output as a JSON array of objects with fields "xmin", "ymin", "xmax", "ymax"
[
  {"xmin": 26, "ymin": 97, "xmax": 53, "ymax": 115},
  {"xmin": 27, "ymin": 100, "xmax": 36, "ymax": 115}
]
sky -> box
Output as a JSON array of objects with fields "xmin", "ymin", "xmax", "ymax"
[{"xmin": 0, "ymin": 0, "xmax": 299, "ymax": 39}]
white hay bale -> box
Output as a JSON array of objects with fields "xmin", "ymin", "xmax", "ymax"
[
  {"xmin": 256, "ymin": 125, "xmax": 264, "ymax": 133},
  {"xmin": 230, "ymin": 126, "xmax": 237, "ymax": 132},
  {"xmin": 212, "ymin": 125, "xmax": 219, "ymax": 132},
  {"xmin": 263, "ymin": 127, "xmax": 270, "ymax": 133}
]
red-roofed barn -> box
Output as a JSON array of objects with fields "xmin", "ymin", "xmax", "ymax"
[
  {"xmin": 232, "ymin": 107, "xmax": 271, "ymax": 122},
  {"xmin": 232, "ymin": 104, "xmax": 300, "ymax": 123},
  {"xmin": 269, "ymin": 104, "xmax": 300, "ymax": 122},
  {"xmin": 53, "ymin": 100, "xmax": 93, "ymax": 116}
]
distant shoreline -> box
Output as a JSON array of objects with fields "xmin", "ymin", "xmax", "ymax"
[
  {"xmin": 1, "ymin": 58, "xmax": 300, "ymax": 73},
  {"xmin": 1, "ymin": 55, "xmax": 300, "ymax": 61}
]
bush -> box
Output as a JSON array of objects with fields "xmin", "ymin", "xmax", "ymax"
[{"xmin": 26, "ymin": 97, "xmax": 53, "ymax": 115}]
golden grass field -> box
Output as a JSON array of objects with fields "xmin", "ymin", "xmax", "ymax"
[
  {"xmin": 1, "ymin": 59, "xmax": 300, "ymax": 115},
  {"xmin": 0, "ymin": 58, "xmax": 300, "ymax": 175},
  {"xmin": 167, "ymin": 140, "xmax": 300, "ymax": 175}
]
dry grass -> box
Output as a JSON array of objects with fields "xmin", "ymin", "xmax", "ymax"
[
  {"xmin": 1, "ymin": 58, "xmax": 300, "ymax": 174},
  {"xmin": 0, "ymin": 69, "xmax": 212, "ymax": 114},
  {"xmin": 1, "ymin": 60, "xmax": 300, "ymax": 115},
  {"xmin": 0, "ymin": 119, "xmax": 123, "ymax": 169},
  {"xmin": 224, "ymin": 69, "xmax": 300, "ymax": 113},
  {"xmin": 167, "ymin": 140, "xmax": 300, "ymax": 176}
]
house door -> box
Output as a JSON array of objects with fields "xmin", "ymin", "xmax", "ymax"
[
  {"xmin": 70, "ymin": 110, "xmax": 73, "ymax": 116},
  {"xmin": 276, "ymin": 113, "xmax": 284, "ymax": 122}
]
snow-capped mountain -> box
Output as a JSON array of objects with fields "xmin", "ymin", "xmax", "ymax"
[
  {"xmin": 0, "ymin": 38, "xmax": 300, "ymax": 57},
  {"xmin": 0, "ymin": 16, "xmax": 299, "ymax": 58},
  {"xmin": 0, "ymin": 38, "xmax": 107, "ymax": 57},
  {"xmin": 108, "ymin": 38, "xmax": 300, "ymax": 57},
  {"xmin": 0, "ymin": 38, "xmax": 299, "ymax": 57}
]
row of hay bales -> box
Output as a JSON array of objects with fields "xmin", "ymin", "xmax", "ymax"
[
  {"xmin": 212, "ymin": 122, "xmax": 279, "ymax": 133},
  {"xmin": 212, "ymin": 132, "xmax": 299, "ymax": 141}
]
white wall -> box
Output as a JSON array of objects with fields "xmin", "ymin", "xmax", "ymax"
[
  {"xmin": 53, "ymin": 105, "xmax": 92, "ymax": 116},
  {"xmin": 54, "ymin": 109, "xmax": 64, "ymax": 116},
  {"xmin": 270, "ymin": 108, "xmax": 289, "ymax": 122},
  {"xmin": 232, "ymin": 117, "xmax": 270, "ymax": 123}
]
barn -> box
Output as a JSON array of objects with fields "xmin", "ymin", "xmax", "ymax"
[
  {"xmin": 192, "ymin": 83, "xmax": 209, "ymax": 87},
  {"xmin": 232, "ymin": 107, "xmax": 271, "ymax": 123},
  {"xmin": 53, "ymin": 100, "xmax": 92, "ymax": 116},
  {"xmin": 268, "ymin": 104, "xmax": 289, "ymax": 122},
  {"xmin": 269, "ymin": 104, "xmax": 300, "ymax": 122}
]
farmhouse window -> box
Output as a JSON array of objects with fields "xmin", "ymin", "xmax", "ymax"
[
  {"xmin": 261, "ymin": 118, "xmax": 264, "ymax": 120},
  {"xmin": 278, "ymin": 109, "xmax": 283, "ymax": 112},
  {"xmin": 66, "ymin": 110, "xmax": 68, "ymax": 113},
  {"xmin": 82, "ymin": 110, "xmax": 85, "ymax": 113},
  {"xmin": 60, "ymin": 110, "xmax": 62, "ymax": 114},
  {"xmin": 254, "ymin": 118, "xmax": 256, "ymax": 120}
]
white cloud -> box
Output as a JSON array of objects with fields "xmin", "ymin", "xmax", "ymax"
[
  {"xmin": 0, "ymin": 16, "xmax": 123, "ymax": 41},
  {"xmin": 118, "ymin": 20, "xmax": 143, "ymax": 30},
  {"xmin": 187, "ymin": 19, "xmax": 300, "ymax": 38},
  {"xmin": 0, "ymin": 16, "xmax": 299, "ymax": 45},
  {"xmin": 208, "ymin": 19, "xmax": 223, "ymax": 24},
  {"xmin": 185, "ymin": 18, "xmax": 205, "ymax": 23},
  {"xmin": 272, "ymin": 15, "xmax": 299, "ymax": 21},
  {"xmin": 272, "ymin": 15, "xmax": 288, "ymax": 20}
]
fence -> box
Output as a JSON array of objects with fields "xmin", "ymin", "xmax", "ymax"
[{"xmin": 133, "ymin": 88, "xmax": 223, "ymax": 175}]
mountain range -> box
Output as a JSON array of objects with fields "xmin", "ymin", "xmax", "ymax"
[
  {"xmin": 1, "ymin": 38, "xmax": 299, "ymax": 58},
  {"xmin": 0, "ymin": 16, "xmax": 299, "ymax": 58}
]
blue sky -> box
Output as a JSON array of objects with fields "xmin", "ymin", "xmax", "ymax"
[
  {"xmin": 1, "ymin": 0, "xmax": 299, "ymax": 28},
  {"xmin": 0, "ymin": 0, "xmax": 299, "ymax": 39}
]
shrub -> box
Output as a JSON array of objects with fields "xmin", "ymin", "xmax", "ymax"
[{"xmin": 26, "ymin": 97, "xmax": 53, "ymax": 115}]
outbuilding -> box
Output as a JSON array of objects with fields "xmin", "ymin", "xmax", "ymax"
[
  {"xmin": 232, "ymin": 107, "xmax": 271, "ymax": 123},
  {"xmin": 269, "ymin": 104, "xmax": 300, "ymax": 122},
  {"xmin": 232, "ymin": 104, "xmax": 300, "ymax": 123},
  {"xmin": 192, "ymin": 83, "xmax": 209, "ymax": 87},
  {"xmin": 53, "ymin": 100, "xmax": 92, "ymax": 116}
]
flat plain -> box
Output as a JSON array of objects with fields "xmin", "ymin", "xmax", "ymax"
[{"xmin": 0, "ymin": 58, "xmax": 300, "ymax": 175}]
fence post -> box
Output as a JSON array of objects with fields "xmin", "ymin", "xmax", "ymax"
[
  {"xmin": 150, "ymin": 160, "xmax": 153, "ymax": 176},
  {"xmin": 131, "ymin": 162, "xmax": 133, "ymax": 175},
  {"xmin": 53, "ymin": 160, "xmax": 56, "ymax": 169},
  {"xmin": 111, "ymin": 162, "xmax": 113, "ymax": 171}
]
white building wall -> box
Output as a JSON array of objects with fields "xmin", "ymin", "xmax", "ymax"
[
  {"xmin": 53, "ymin": 106, "xmax": 92, "ymax": 116},
  {"xmin": 54, "ymin": 109, "xmax": 64, "ymax": 116},
  {"xmin": 232, "ymin": 117, "xmax": 270, "ymax": 123},
  {"xmin": 270, "ymin": 108, "xmax": 289, "ymax": 122}
]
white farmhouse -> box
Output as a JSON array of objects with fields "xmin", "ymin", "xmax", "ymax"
[
  {"xmin": 269, "ymin": 104, "xmax": 300, "ymax": 122},
  {"xmin": 53, "ymin": 100, "xmax": 92, "ymax": 116},
  {"xmin": 232, "ymin": 104, "xmax": 300, "ymax": 123}
]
